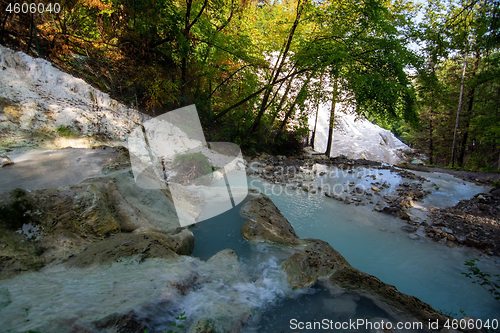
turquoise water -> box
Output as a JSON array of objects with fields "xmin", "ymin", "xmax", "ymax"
[{"xmin": 247, "ymin": 170, "xmax": 500, "ymax": 321}]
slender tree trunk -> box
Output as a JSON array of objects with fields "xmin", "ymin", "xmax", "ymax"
[
  {"xmin": 245, "ymin": 0, "xmax": 306, "ymax": 138},
  {"xmin": 275, "ymin": 74, "xmax": 312, "ymax": 139},
  {"xmin": 325, "ymin": 78, "xmax": 339, "ymax": 157},
  {"xmin": 208, "ymin": 79, "xmax": 212, "ymax": 142},
  {"xmin": 274, "ymin": 100, "xmax": 298, "ymax": 140},
  {"xmin": 210, "ymin": 64, "xmax": 250, "ymax": 97},
  {"xmin": 311, "ymin": 74, "xmax": 324, "ymax": 151},
  {"xmin": 265, "ymin": 61, "xmax": 298, "ymax": 115},
  {"xmin": 311, "ymin": 102, "xmax": 320, "ymax": 150},
  {"xmin": 269, "ymin": 74, "xmax": 296, "ymax": 128},
  {"xmin": 451, "ymin": 55, "xmax": 467, "ymax": 167},
  {"xmin": 458, "ymin": 120, "xmax": 469, "ymax": 167},
  {"xmin": 429, "ymin": 111, "xmax": 434, "ymax": 165},
  {"xmin": 180, "ymin": 0, "xmax": 208, "ymax": 105},
  {"xmin": 458, "ymin": 53, "xmax": 480, "ymax": 167},
  {"xmin": 180, "ymin": 0, "xmax": 191, "ymax": 104},
  {"xmin": 0, "ymin": 11, "xmax": 9, "ymax": 43},
  {"xmin": 212, "ymin": 68, "xmax": 310, "ymax": 122},
  {"xmin": 26, "ymin": 13, "xmax": 34, "ymax": 55}
]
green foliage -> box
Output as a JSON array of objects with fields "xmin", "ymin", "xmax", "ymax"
[
  {"xmin": 462, "ymin": 259, "xmax": 500, "ymax": 303},
  {"xmin": 465, "ymin": 153, "xmax": 491, "ymax": 172},
  {"xmin": 172, "ymin": 152, "xmax": 213, "ymax": 175},
  {"xmin": 15, "ymin": 0, "xmax": 437, "ymax": 154},
  {"xmin": 167, "ymin": 311, "xmax": 187, "ymax": 333},
  {"xmin": 406, "ymin": 0, "xmax": 500, "ymax": 169},
  {"xmin": 56, "ymin": 126, "xmax": 80, "ymax": 138}
]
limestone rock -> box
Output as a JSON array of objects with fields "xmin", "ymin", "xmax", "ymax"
[
  {"xmin": 240, "ymin": 191, "xmax": 299, "ymax": 246},
  {"xmin": 157, "ymin": 227, "xmax": 194, "ymax": 255},
  {"xmin": 0, "ymin": 172, "xmax": 182, "ymax": 278},
  {"xmin": 205, "ymin": 248, "xmax": 249, "ymax": 285},
  {"xmin": 65, "ymin": 230, "xmax": 192, "ymax": 268},
  {"xmin": 281, "ymin": 236, "xmax": 449, "ymax": 326},
  {"xmin": 401, "ymin": 225, "xmax": 417, "ymax": 233},
  {"xmin": 0, "ymin": 155, "xmax": 14, "ymax": 167},
  {"xmin": 189, "ymin": 318, "xmax": 216, "ymax": 333},
  {"xmin": 66, "ymin": 232, "xmax": 178, "ymax": 267},
  {"xmin": 281, "ymin": 239, "xmax": 350, "ymax": 289},
  {"xmin": 330, "ymin": 267, "xmax": 449, "ymax": 326}
]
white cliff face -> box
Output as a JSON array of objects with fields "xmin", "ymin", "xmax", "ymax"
[
  {"xmin": 310, "ymin": 104, "xmax": 410, "ymax": 164},
  {"xmin": 0, "ymin": 45, "xmax": 148, "ymax": 144}
]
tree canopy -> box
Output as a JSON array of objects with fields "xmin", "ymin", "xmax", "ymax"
[{"xmin": 2, "ymin": 0, "xmax": 498, "ymax": 166}]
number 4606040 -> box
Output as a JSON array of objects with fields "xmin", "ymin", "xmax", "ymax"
[{"xmin": 6, "ymin": 3, "xmax": 61, "ymax": 14}]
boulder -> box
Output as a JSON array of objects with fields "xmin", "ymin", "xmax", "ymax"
[
  {"xmin": 282, "ymin": 239, "xmax": 449, "ymax": 327},
  {"xmin": 65, "ymin": 230, "xmax": 193, "ymax": 268},
  {"xmin": 281, "ymin": 239, "xmax": 350, "ymax": 289},
  {"xmin": 160, "ymin": 227, "xmax": 195, "ymax": 255},
  {"xmin": 189, "ymin": 318, "xmax": 217, "ymax": 333},
  {"xmin": 205, "ymin": 248, "xmax": 249, "ymax": 285},
  {"xmin": 0, "ymin": 155, "xmax": 14, "ymax": 167},
  {"xmin": 330, "ymin": 267, "xmax": 448, "ymax": 326},
  {"xmin": 401, "ymin": 225, "xmax": 417, "ymax": 233},
  {"xmin": 240, "ymin": 190, "xmax": 299, "ymax": 246}
]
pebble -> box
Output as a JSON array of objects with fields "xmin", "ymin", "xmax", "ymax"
[
  {"xmin": 401, "ymin": 225, "xmax": 417, "ymax": 233},
  {"xmin": 441, "ymin": 227, "xmax": 453, "ymax": 234},
  {"xmin": 0, "ymin": 155, "xmax": 14, "ymax": 167}
]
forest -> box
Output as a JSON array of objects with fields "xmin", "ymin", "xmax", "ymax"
[{"xmin": 0, "ymin": 0, "xmax": 499, "ymax": 169}]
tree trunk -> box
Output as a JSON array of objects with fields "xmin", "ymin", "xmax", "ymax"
[
  {"xmin": 311, "ymin": 102, "xmax": 320, "ymax": 150},
  {"xmin": 275, "ymin": 74, "xmax": 312, "ymax": 139},
  {"xmin": 458, "ymin": 53, "xmax": 480, "ymax": 167},
  {"xmin": 26, "ymin": 13, "xmax": 34, "ymax": 55},
  {"xmin": 311, "ymin": 74, "xmax": 324, "ymax": 151},
  {"xmin": 451, "ymin": 55, "xmax": 467, "ymax": 167},
  {"xmin": 180, "ymin": 0, "xmax": 192, "ymax": 104},
  {"xmin": 0, "ymin": 11, "xmax": 9, "ymax": 43},
  {"xmin": 429, "ymin": 112, "xmax": 434, "ymax": 165},
  {"xmin": 245, "ymin": 0, "xmax": 306, "ymax": 138},
  {"xmin": 211, "ymin": 67, "xmax": 309, "ymax": 122},
  {"xmin": 180, "ymin": 0, "xmax": 208, "ymax": 105},
  {"xmin": 325, "ymin": 78, "xmax": 339, "ymax": 157},
  {"xmin": 269, "ymin": 74, "xmax": 296, "ymax": 128},
  {"xmin": 457, "ymin": 120, "xmax": 469, "ymax": 167}
]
